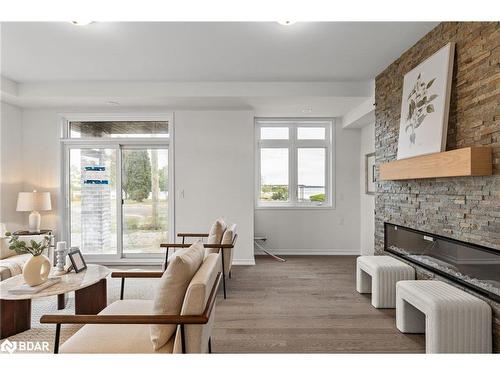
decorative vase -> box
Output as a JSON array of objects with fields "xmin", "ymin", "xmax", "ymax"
[{"xmin": 23, "ymin": 254, "xmax": 51, "ymax": 286}]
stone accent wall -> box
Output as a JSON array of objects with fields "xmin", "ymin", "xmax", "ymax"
[{"xmin": 374, "ymin": 22, "xmax": 500, "ymax": 351}]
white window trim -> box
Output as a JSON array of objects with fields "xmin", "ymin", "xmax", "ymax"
[
  {"xmin": 255, "ymin": 118, "xmax": 335, "ymax": 209},
  {"xmin": 59, "ymin": 113, "xmax": 175, "ymax": 263}
]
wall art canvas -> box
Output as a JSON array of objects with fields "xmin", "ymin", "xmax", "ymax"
[{"xmin": 397, "ymin": 42, "xmax": 455, "ymax": 160}]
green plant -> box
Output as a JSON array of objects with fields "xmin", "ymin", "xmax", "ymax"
[
  {"xmin": 125, "ymin": 217, "xmax": 140, "ymax": 230},
  {"xmin": 122, "ymin": 150, "xmax": 152, "ymax": 202},
  {"xmin": 5, "ymin": 232, "xmax": 50, "ymax": 256},
  {"xmin": 309, "ymin": 193, "xmax": 326, "ymax": 202},
  {"xmin": 261, "ymin": 185, "xmax": 289, "ymax": 201}
]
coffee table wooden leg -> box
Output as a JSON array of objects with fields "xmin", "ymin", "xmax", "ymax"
[
  {"xmin": 0, "ymin": 299, "xmax": 31, "ymax": 339},
  {"xmin": 57, "ymin": 293, "xmax": 68, "ymax": 310},
  {"xmin": 75, "ymin": 279, "xmax": 107, "ymax": 314}
]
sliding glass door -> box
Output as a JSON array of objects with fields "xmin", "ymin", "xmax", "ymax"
[
  {"xmin": 62, "ymin": 115, "xmax": 173, "ymax": 261},
  {"xmin": 122, "ymin": 147, "xmax": 169, "ymax": 255}
]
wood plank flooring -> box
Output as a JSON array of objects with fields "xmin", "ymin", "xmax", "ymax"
[{"xmin": 212, "ymin": 255, "xmax": 425, "ymax": 353}]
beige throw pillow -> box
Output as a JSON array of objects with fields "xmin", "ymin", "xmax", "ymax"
[
  {"xmin": 150, "ymin": 241, "xmax": 204, "ymax": 350},
  {"xmin": 221, "ymin": 224, "xmax": 237, "ymax": 275},
  {"xmin": 206, "ymin": 218, "xmax": 227, "ymax": 255}
]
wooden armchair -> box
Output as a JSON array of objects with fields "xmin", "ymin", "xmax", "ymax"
[
  {"xmin": 40, "ymin": 255, "xmax": 222, "ymax": 354},
  {"xmin": 160, "ymin": 230, "xmax": 238, "ymax": 299}
]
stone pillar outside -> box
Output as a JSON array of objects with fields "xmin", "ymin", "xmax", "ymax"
[{"xmin": 80, "ymin": 149, "xmax": 111, "ymax": 254}]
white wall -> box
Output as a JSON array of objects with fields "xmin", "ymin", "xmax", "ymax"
[
  {"xmin": 174, "ymin": 111, "xmax": 255, "ymax": 264},
  {"xmin": 17, "ymin": 107, "xmax": 255, "ymax": 264},
  {"xmin": 11, "ymin": 104, "xmax": 364, "ymax": 260},
  {"xmin": 359, "ymin": 122, "xmax": 375, "ymax": 255},
  {"xmin": 254, "ymin": 122, "xmax": 361, "ymax": 254},
  {"xmin": 0, "ymin": 102, "xmax": 25, "ymax": 231}
]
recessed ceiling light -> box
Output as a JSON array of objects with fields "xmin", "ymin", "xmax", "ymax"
[
  {"xmin": 277, "ymin": 21, "xmax": 296, "ymax": 26},
  {"xmin": 302, "ymin": 108, "xmax": 313, "ymax": 114},
  {"xmin": 107, "ymin": 101, "xmax": 120, "ymax": 106},
  {"xmin": 71, "ymin": 21, "xmax": 94, "ymax": 26}
]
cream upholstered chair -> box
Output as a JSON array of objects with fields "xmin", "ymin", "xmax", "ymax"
[
  {"xmin": 40, "ymin": 252, "xmax": 222, "ymax": 354},
  {"xmin": 161, "ymin": 219, "xmax": 238, "ymax": 299}
]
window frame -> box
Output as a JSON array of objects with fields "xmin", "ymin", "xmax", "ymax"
[
  {"xmin": 255, "ymin": 118, "xmax": 334, "ymax": 209},
  {"xmin": 59, "ymin": 113, "xmax": 175, "ymax": 264}
]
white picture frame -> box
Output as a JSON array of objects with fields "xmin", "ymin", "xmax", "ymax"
[{"xmin": 397, "ymin": 42, "xmax": 455, "ymax": 160}]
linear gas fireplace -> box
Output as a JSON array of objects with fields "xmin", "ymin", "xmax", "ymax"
[{"xmin": 384, "ymin": 223, "xmax": 500, "ymax": 302}]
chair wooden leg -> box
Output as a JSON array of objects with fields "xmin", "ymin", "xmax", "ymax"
[
  {"xmin": 54, "ymin": 323, "xmax": 61, "ymax": 354},
  {"xmin": 208, "ymin": 337, "xmax": 212, "ymax": 354},
  {"xmin": 164, "ymin": 248, "xmax": 170, "ymax": 271},
  {"xmin": 221, "ymin": 250, "xmax": 227, "ymax": 299},
  {"xmin": 180, "ymin": 324, "xmax": 186, "ymax": 354},
  {"xmin": 120, "ymin": 278, "xmax": 125, "ymax": 300}
]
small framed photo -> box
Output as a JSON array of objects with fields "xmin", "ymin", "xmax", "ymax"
[{"xmin": 68, "ymin": 248, "xmax": 87, "ymax": 273}]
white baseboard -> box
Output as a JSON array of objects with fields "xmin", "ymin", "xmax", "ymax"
[
  {"xmin": 254, "ymin": 249, "xmax": 361, "ymax": 256},
  {"xmin": 232, "ymin": 258, "xmax": 256, "ymax": 266}
]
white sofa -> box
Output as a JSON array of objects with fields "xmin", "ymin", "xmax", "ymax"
[{"xmin": 0, "ymin": 235, "xmax": 31, "ymax": 281}]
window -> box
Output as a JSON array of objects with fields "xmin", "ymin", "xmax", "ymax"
[
  {"xmin": 256, "ymin": 119, "xmax": 333, "ymax": 207},
  {"xmin": 61, "ymin": 115, "xmax": 173, "ymax": 261},
  {"xmin": 70, "ymin": 121, "xmax": 169, "ymax": 138}
]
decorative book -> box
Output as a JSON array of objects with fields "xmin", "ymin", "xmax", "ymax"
[{"xmin": 9, "ymin": 277, "xmax": 61, "ymax": 295}]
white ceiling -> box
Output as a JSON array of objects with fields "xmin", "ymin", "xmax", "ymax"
[
  {"xmin": 1, "ymin": 22, "xmax": 438, "ymax": 82},
  {"xmin": 0, "ymin": 22, "xmax": 437, "ymax": 115}
]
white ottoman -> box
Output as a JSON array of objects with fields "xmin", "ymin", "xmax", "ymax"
[
  {"xmin": 356, "ymin": 256, "xmax": 415, "ymax": 308},
  {"xmin": 396, "ymin": 280, "xmax": 492, "ymax": 353}
]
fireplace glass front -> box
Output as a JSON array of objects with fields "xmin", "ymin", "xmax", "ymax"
[{"xmin": 384, "ymin": 223, "xmax": 500, "ymax": 301}]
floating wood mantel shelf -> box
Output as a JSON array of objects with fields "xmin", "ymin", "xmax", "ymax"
[{"xmin": 379, "ymin": 147, "xmax": 492, "ymax": 181}]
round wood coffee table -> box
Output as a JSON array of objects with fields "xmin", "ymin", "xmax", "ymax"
[{"xmin": 0, "ymin": 264, "xmax": 110, "ymax": 339}]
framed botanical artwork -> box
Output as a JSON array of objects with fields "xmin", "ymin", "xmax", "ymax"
[
  {"xmin": 397, "ymin": 42, "xmax": 455, "ymax": 160},
  {"xmin": 365, "ymin": 152, "xmax": 376, "ymax": 195}
]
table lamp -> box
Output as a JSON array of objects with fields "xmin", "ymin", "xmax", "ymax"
[{"xmin": 16, "ymin": 190, "xmax": 52, "ymax": 233}]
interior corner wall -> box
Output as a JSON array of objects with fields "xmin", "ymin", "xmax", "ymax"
[
  {"xmin": 0, "ymin": 101, "xmax": 25, "ymax": 231},
  {"xmin": 254, "ymin": 121, "xmax": 361, "ymax": 254},
  {"xmin": 360, "ymin": 122, "xmax": 375, "ymax": 255}
]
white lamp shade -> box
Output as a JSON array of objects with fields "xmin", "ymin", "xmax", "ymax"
[{"xmin": 16, "ymin": 191, "xmax": 52, "ymax": 212}]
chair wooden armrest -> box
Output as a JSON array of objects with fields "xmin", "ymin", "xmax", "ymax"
[
  {"xmin": 177, "ymin": 233, "xmax": 209, "ymax": 238},
  {"xmin": 111, "ymin": 271, "xmax": 164, "ymax": 278},
  {"xmin": 41, "ymin": 272, "xmax": 221, "ymax": 354},
  {"xmin": 203, "ymin": 243, "xmax": 234, "ymax": 249},
  {"xmin": 160, "ymin": 243, "xmax": 234, "ymax": 249},
  {"xmin": 40, "ymin": 314, "xmax": 208, "ymax": 325},
  {"xmin": 160, "ymin": 243, "xmax": 192, "ymax": 248}
]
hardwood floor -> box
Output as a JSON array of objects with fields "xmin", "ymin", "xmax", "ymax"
[{"xmin": 212, "ymin": 255, "xmax": 425, "ymax": 353}]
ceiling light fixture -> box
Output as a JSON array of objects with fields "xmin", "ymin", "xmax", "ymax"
[
  {"xmin": 70, "ymin": 21, "xmax": 94, "ymax": 26},
  {"xmin": 302, "ymin": 108, "xmax": 313, "ymax": 114},
  {"xmin": 277, "ymin": 21, "xmax": 296, "ymax": 26},
  {"xmin": 107, "ymin": 101, "xmax": 120, "ymax": 106}
]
